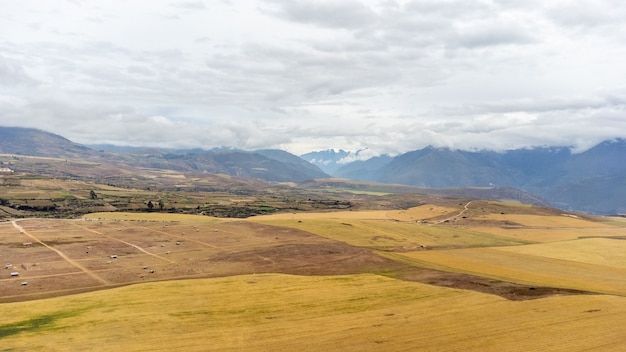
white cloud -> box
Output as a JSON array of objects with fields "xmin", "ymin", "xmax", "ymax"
[{"xmin": 1, "ymin": 0, "xmax": 625, "ymax": 156}]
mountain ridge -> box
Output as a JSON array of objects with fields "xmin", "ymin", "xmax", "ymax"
[
  {"xmin": 0, "ymin": 126, "xmax": 328, "ymax": 183},
  {"xmin": 326, "ymin": 139, "xmax": 626, "ymax": 214},
  {"xmin": 2, "ymin": 126, "xmax": 624, "ymax": 214}
]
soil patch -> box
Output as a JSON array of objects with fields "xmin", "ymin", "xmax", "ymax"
[{"xmin": 396, "ymin": 269, "xmax": 593, "ymax": 301}]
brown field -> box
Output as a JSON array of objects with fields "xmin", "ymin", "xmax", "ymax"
[{"xmin": 0, "ymin": 213, "xmax": 411, "ymax": 303}]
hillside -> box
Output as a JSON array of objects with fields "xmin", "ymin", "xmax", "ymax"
[
  {"xmin": 0, "ymin": 127, "xmax": 328, "ymax": 183},
  {"xmin": 0, "ymin": 126, "xmax": 95, "ymax": 158}
]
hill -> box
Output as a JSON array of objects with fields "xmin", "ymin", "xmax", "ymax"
[
  {"xmin": 0, "ymin": 127, "xmax": 328, "ymax": 183},
  {"xmin": 0, "ymin": 126, "xmax": 95, "ymax": 158}
]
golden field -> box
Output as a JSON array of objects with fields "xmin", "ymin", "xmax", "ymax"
[
  {"xmin": 250, "ymin": 205, "xmax": 527, "ymax": 250},
  {"xmin": 2, "ymin": 274, "xmax": 626, "ymax": 352},
  {"xmin": 394, "ymin": 241, "xmax": 626, "ymax": 296}
]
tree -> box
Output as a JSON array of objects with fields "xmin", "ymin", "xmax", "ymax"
[
  {"xmin": 158, "ymin": 199, "xmax": 164, "ymax": 211},
  {"xmin": 147, "ymin": 200, "xmax": 154, "ymax": 210},
  {"xmin": 90, "ymin": 190, "xmax": 97, "ymax": 200}
]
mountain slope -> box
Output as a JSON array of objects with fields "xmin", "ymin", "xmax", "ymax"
[
  {"xmin": 0, "ymin": 126, "xmax": 95, "ymax": 158},
  {"xmin": 0, "ymin": 127, "xmax": 328, "ymax": 183},
  {"xmin": 255, "ymin": 149, "xmax": 329, "ymax": 179},
  {"xmin": 344, "ymin": 142, "xmax": 626, "ymax": 214},
  {"xmin": 334, "ymin": 154, "xmax": 393, "ymax": 180},
  {"xmin": 375, "ymin": 147, "xmax": 512, "ymax": 188}
]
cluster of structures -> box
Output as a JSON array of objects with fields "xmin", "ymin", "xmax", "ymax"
[{"xmin": 4, "ymin": 263, "xmax": 27, "ymax": 285}]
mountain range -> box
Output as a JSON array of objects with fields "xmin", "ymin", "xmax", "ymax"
[
  {"xmin": 1, "ymin": 126, "xmax": 625, "ymax": 214},
  {"xmin": 302, "ymin": 141, "xmax": 626, "ymax": 215},
  {"xmin": 0, "ymin": 126, "xmax": 328, "ymax": 183}
]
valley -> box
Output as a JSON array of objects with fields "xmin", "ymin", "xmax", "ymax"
[{"xmin": 1, "ymin": 127, "xmax": 626, "ymax": 350}]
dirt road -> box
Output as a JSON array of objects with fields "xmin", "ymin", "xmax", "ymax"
[{"xmin": 11, "ymin": 220, "xmax": 110, "ymax": 285}]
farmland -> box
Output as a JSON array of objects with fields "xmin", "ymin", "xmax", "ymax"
[
  {"xmin": 2, "ymin": 274, "xmax": 626, "ymax": 351},
  {"xmin": 1, "ymin": 199, "xmax": 626, "ymax": 350}
]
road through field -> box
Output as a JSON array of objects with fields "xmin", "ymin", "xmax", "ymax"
[
  {"xmin": 11, "ymin": 220, "xmax": 110, "ymax": 285},
  {"xmin": 434, "ymin": 200, "xmax": 472, "ymax": 224}
]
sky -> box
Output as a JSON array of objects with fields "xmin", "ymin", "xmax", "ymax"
[{"xmin": 2, "ymin": 0, "xmax": 626, "ymax": 158}]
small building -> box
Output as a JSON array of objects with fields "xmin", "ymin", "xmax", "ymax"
[
  {"xmin": 110, "ymin": 255, "xmax": 118, "ymax": 259},
  {"xmin": 10, "ymin": 272, "xmax": 19, "ymax": 277}
]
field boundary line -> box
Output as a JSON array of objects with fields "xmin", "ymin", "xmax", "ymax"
[
  {"xmin": 70, "ymin": 222, "xmax": 176, "ymax": 264},
  {"xmin": 11, "ymin": 220, "xmax": 110, "ymax": 285}
]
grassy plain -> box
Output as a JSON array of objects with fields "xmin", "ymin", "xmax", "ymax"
[{"xmin": 2, "ymin": 274, "xmax": 626, "ymax": 352}]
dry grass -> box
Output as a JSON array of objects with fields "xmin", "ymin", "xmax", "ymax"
[
  {"xmin": 468, "ymin": 226, "xmax": 626, "ymax": 243},
  {"xmin": 257, "ymin": 204, "xmax": 460, "ymax": 222},
  {"xmin": 1, "ymin": 273, "xmax": 626, "ymax": 351},
  {"xmin": 250, "ymin": 217, "xmax": 525, "ymax": 250},
  {"xmin": 84, "ymin": 212, "xmax": 221, "ymax": 222},
  {"xmin": 396, "ymin": 240, "xmax": 626, "ymax": 296},
  {"xmin": 475, "ymin": 213, "xmax": 614, "ymax": 228},
  {"xmin": 386, "ymin": 205, "xmax": 460, "ymax": 221},
  {"xmin": 497, "ymin": 238, "xmax": 626, "ymax": 269}
]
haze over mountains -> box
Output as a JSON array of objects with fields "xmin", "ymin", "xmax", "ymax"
[{"xmin": 1, "ymin": 126, "xmax": 625, "ymax": 215}]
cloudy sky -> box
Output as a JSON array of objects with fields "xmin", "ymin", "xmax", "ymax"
[{"xmin": 2, "ymin": 0, "xmax": 626, "ymax": 157}]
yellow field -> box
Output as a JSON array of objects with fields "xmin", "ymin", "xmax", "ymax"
[
  {"xmin": 395, "ymin": 239, "xmax": 626, "ymax": 296},
  {"xmin": 476, "ymin": 213, "xmax": 614, "ymax": 228},
  {"xmin": 2, "ymin": 274, "xmax": 626, "ymax": 351},
  {"xmin": 250, "ymin": 217, "xmax": 525, "ymax": 250},
  {"xmin": 497, "ymin": 238, "xmax": 626, "ymax": 269},
  {"xmin": 386, "ymin": 204, "xmax": 460, "ymax": 221},
  {"xmin": 256, "ymin": 204, "xmax": 460, "ymax": 222},
  {"xmin": 84, "ymin": 211, "xmax": 222, "ymax": 222},
  {"xmin": 468, "ymin": 226, "xmax": 626, "ymax": 243}
]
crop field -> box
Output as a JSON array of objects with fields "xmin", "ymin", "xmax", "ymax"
[
  {"xmin": 250, "ymin": 205, "xmax": 528, "ymax": 250},
  {"xmin": 466, "ymin": 225, "xmax": 626, "ymax": 243},
  {"xmin": 474, "ymin": 213, "xmax": 616, "ymax": 228},
  {"xmin": 395, "ymin": 242, "xmax": 626, "ymax": 296},
  {"xmin": 2, "ymin": 274, "xmax": 626, "ymax": 351},
  {"xmin": 259, "ymin": 204, "xmax": 460, "ymax": 222},
  {"xmin": 497, "ymin": 238, "xmax": 626, "ymax": 269}
]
